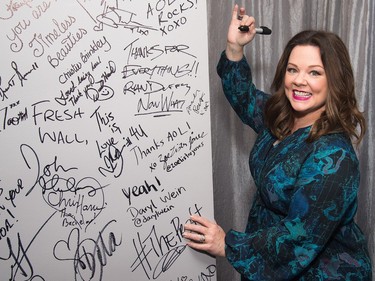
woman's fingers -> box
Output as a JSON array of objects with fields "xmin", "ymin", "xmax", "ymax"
[
  {"xmin": 231, "ymin": 4, "xmax": 239, "ymax": 20},
  {"xmin": 189, "ymin": 214, "xmax": 214, "ymax": 226},
  {"xmin": 183, "ymin": 230, "xmax": 205, "ymax": 243},
  {"xmin": 184, "ymin": 221, "xmax": 205, "ymax": 234},
  {"xmin": 183, "ymin": 215, "xmax": 226, "ymax": 257}
]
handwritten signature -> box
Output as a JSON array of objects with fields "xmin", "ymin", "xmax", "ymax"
[
  {"xmin": 0, "ymin": 61, "xmax": 39, "ymax": 102},
  {"xmin": 20, "ymin": 143, "xmax": 106, "ymax": 230},
  {"xmin": 0, "ymin": 211, "xmax": 57, "ymax": 281},
  {"xmin": 53, "ymin": 219, "xmax": 122, "ymax": 281}
]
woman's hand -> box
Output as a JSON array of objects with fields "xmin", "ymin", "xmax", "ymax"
[
  {"xmin": 226, "ymin": 4, "xmax": 257, "ymax": 61},
  {"xmin": 183, "ymin": 215, "xmax": 226, "ymax": 257}
]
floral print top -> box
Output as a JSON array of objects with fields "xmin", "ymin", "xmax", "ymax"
[{"xmin": 217, "ymin": 51, "xmax": 372, "ymax": 280}]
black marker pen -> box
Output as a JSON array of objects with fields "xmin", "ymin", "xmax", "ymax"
[{"xmin": 238, "ymin": 25, "xmax": 272, "ymax": 35}]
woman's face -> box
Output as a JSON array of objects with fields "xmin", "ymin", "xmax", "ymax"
[{"xmin": 284, "ymin": 45, "xmax": 328, "ymax": 126}]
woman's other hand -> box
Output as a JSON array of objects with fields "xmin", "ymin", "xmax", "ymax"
[{"xmin": 183, "ymin": 215, "xmax": 226, "ymax": 257}]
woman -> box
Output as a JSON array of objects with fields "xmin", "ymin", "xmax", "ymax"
[{"xmin": 183, "ymin": 4, "xmax": 372, "ymax": 280}]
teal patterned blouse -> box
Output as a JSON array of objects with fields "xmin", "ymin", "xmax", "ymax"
[{"xmin": 217, "ymin": 51, "xmax": 372, "ymax": 280}]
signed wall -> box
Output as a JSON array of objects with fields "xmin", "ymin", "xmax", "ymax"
[{"xmin": 0, "ymin": 1, "xmax": 215, "ymax": 280}]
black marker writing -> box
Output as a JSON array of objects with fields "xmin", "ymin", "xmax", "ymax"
[
  {"xmin": 53, "ymin": 220, "xmax": 122, "ymax": 281},
  {"xmin": 96, "ymin": 137, "xmax": 126, "ymax": 178},
  {"xmin": 0, "ymin": 211, "xmax": 57, "ymax": 281},
  {"xmin": 131, "ymin": 225, "xmax": 185, "ymax": 280},
  {"xmin": 0, "ymin": 61, "xmax": 39, "ymax": 101},
  {"xmin": 122, "ymin": 176, "xmax": 161, "ymax": 206},
  {"xmin": 122, "ymin": 61, "xmax": 199, "ymax": 79}
]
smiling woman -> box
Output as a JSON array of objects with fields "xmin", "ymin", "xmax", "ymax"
[
  {"xmin": 184, "ymin": 4, "xmax": 372, "ymax": 281},
  {"xmin": 283, "ymin": 45, "xmax": 328, "ymax": 132},
  {"xmin": 266, "ymin": 30, "xmax": 365, "ymax": 144}
]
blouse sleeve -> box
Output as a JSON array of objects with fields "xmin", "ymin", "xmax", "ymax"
[
  {"xmin": 225, "ymin": 139, "xmax": 360, "ymax": 280},
  {"xmin": 216, "ymin": 51, "xmax": 270, "ymax": 134}
]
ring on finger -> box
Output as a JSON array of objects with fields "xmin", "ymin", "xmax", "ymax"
[{"xmin": 199, "ymin": 234, "xmax": 205, "ymax": 243}]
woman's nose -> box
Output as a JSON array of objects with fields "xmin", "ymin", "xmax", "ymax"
[{"xmin": 293, "ymin": 72, "xmax": 307, "ymax": 85}]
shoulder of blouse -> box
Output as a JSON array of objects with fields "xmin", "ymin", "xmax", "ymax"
[{"xmin": 310, "ymin": 132, "xmax": 358, "ymax": 161}]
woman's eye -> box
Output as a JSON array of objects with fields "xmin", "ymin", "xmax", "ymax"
[
  {"xmin": 310, "ymin": 70, "xmax": 321, "ymax": 76},
  {"xmin": 287, "ymin": 67, "xmax": 297, "ymax": 73}
]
